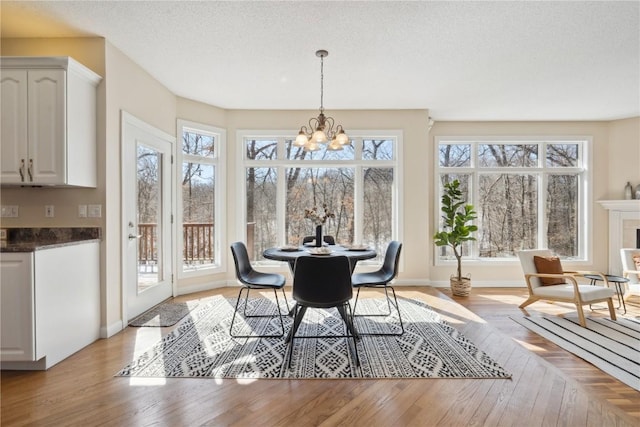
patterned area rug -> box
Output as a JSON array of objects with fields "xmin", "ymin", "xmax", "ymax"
[
  {"xmin": 129, "ymin": 301, "xmax": 199, "ymax": 327},
  {"xmin": 512, "ymin": 315, "xmax": 640, "ymax": 391},
  {"xmin": 117, "ymin": 296, "xmax": 511, "ymax": 379}
]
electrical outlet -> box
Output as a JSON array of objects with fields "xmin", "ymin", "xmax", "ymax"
[
  {"xmin": 88, "ymin": 204, "xmax": 102, "ymax": 218},
  {"xmin": 78, "ymin": 205, "xmax": 87, "ymax": 218},
  {"xmin": 0, "ymin": 229, "xmax": 7, "ymax": 240},
  {"xmin": 45, "ymin": 205, "xmax": 55, "ymax": 218}
]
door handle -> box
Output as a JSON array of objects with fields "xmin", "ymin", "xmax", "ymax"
[{"xmin": 128, "ymin": 234, "xmax": 142, "ymax": 240}]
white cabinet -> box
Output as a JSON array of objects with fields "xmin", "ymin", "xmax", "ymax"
[
  {"xmin": 0, "ymin": 253, "xmax": 35, "ymax": 361},
  {"xmin": 0, "ymin": 57, "xmax": 101, "ymax": 187},
  {"xmin": 0, "ymin": 242, "xmax": 101, "ymax": 370}
]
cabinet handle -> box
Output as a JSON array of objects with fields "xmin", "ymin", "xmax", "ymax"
[
  {"xmin": 28, "ymin": 159, "xmax": 33, "ymax": 182},
  {"xmin": 128, "ymin": 234, "xmax": 142, "ymax": 240},
  {"xmin": 19, "ymin": 159, "xmax": 25, "ymax": 182}
]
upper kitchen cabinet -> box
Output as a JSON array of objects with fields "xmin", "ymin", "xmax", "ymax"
[{"xmin": 0, "ymin": 57, "xmax": 102, "ymax": 187}]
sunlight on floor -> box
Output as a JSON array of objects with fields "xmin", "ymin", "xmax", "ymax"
[
  {"xmin": 513, "ymin": 338, "xmax": 547, "ymax": 352},
  {"xmin": 129, "ymin": 377, "xmax": 167, "ymax": 386},
  {"xmin": 129, "ymin": 326, "xmax": 166, "ymax": 386}
]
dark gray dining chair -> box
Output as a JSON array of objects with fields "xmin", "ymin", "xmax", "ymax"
[
  {"xmin": 229, "ymin": 241, "xmax": 290, "ymax": 338},
  {"xmin": 351, "ymin": 240, "xmax": 404, "ymax": 336},
  {"xmin": 286, "ymin": 255, "xmax": 360, "ymax": 368},
  {"xmin": 301, "ymin": 235, "xmax": 336, "ymax": 245}
]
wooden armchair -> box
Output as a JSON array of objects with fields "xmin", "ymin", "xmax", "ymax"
[{"xmin": 517, "ymin": 249, "xmax": 617, "ymax": 327}]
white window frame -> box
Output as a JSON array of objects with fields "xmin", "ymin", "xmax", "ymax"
[
  {"xmin": 176, "ymin": 119, "xmax": 226, "ymax": 278},
  {"xmin": 434, "ymin": 135, "xmax": 592, "ymax": 265},
  {"xmin": 236, "ymin": 129, "xmax": 403, "ymax": 265}
]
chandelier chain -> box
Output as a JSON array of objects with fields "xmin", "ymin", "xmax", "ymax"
[{"xmin": 319, "ymin": 54, "xmax": 324, "ymax": 113}]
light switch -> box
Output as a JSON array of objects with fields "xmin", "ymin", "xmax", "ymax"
[
  {"xmin": 0, "ymin": 205, "xmax": 18, "ymax": 218},
  {"xmin": 78, "ymin": 205, "xmax": 87, "ymax": 218},
  {"xmin": 45, "ymin": 205, "xmax": 55, "ymax": 218},
  {"xmin": 88, "ymin": 204, "xmax": 102, "ymax": 218}
]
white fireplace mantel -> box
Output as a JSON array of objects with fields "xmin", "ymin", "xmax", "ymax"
[
  {"xmin": 598, "ymin": 200, "xmax": 640, "ymax": 211},
  {"xmin": 598, "ymin": 200, "xmax": 640, "ymax": 289}
]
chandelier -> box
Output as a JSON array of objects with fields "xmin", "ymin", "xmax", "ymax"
[{"xmin": 294, "ymin": 50, "xmax": 350, "ymax": 152}]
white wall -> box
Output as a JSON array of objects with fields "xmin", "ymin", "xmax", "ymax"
[{"xmin": 102, "ymin": 41, "xmax": 177, "ymax": 334}]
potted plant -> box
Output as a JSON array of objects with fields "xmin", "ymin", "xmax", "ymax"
[{"xmin": 433, "ymin": 179, "xmax": 478, "ymax": 296}]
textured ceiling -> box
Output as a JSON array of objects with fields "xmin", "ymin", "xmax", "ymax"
[{"xmin": 2, "ymin": 1, "xmax": 638, "ymax": 121}]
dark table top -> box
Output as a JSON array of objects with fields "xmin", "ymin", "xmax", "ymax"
[
  {"xmin": 583, "ymin": 274, "xmax": 629, "ymax": 283},
  {"xmin": 263, "ymin": 244, "xmax": 377, "ymax": 264}
]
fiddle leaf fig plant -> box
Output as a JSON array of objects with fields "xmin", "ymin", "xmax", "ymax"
[{"xmin": 433, "ymin": 179, "xmax": 478, "ymax": 281}]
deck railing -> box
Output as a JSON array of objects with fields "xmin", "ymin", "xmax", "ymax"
[{"xmin": 138, "ymin": 223, "xmax": 214, "ymax": 266}]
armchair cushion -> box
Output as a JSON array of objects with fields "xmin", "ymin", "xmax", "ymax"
[
  {"xmin": 533, "ymin": 256, "xmax": 566, "ymax": 286},
  {"xmin": 533, "ymin": 283, "xmax": 614, "ymax": 301}
]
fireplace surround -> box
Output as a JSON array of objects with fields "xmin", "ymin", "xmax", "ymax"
[{"xmin": 598, "ymin": 200, "xmax": 640, "ymax": 293}]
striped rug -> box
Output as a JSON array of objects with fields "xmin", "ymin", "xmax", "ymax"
[{"xmin": 511, "ymin": 315, "xmax": 640, "ymax": 391}]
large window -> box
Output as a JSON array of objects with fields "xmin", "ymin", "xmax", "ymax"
[
  {"xmin": 435, "ymin": 137, "xmax": 589, "ymax": 262},
  {"xmin": 240, "ymin": 131, "xmax": 401, "ymax": 264},
  {"xmin": 177, "ymin": 120, "xmax": 225, "ymax": 276}
]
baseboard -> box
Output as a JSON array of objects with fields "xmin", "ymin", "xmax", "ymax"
[
  {"xmin": 100, "ymin": 320, "xmax": 125, "ymax": 339},
  {"xmin": 1, "ymin": 358, "xmax": 48, "ymax": 371},
  {"xmin": 176, "ymin": 279, "xmax": 232, "ymax": 296},
  {"xmin": 395, "ymin": 279, "xmax": 526, "ymax": 288}
]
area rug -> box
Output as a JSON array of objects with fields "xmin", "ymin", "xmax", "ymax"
[
  {"xmin": 117, "ymin": 296, "xmax": 511, "ymax": 379},
  {"xmin": 129, "ymin": 301, "xmax": 199, "ymax": 327},
  {"xmin": 511, "ymin": 315, "xmax": 640, "ymax": 391}
]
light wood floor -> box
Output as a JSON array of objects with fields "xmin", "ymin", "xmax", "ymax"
[{"xmin": 2, "ymin": 286, "xmax": 639, "ymax": 426}]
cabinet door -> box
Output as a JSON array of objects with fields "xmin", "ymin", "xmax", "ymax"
[
  {"xmin": 28, "ymin": 69, "xmax": 66, "ymax": 185},
  {"xmin": 0, "ymin": 253, "xmax": 35, "ymax": 362},
  {"xmin": 0, "ymin": 69, "xmax": 28, "ymax": 183}
]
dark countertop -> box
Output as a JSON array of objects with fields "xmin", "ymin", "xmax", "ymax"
[{"xmin": 0, "ymin": 228, "xmax": 101, "ymax": 253}]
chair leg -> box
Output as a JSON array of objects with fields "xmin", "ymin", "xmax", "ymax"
[
  {"xmin": 229, "ymin": 286, "xmax": 248, "ymax": 337},
  {"xmin": 229, "ymin": 286, "xmax": 286, "ymax": 339},
  {"xmin": 353, "ymin": 287, "xmax": 391, "ymax": 317},
  {"xmin": 352, "ymin": 287, "xmax": 362, "ymax": 316},
  {"xmin": 287, "ymin": 305, "xmax": 308, "ymax": 368},
  {"xmin": 280, "ymin": 288, "xmax": 292, "ymax": 313},
  {"xmin": 388, "ymin": 286, "xmax": 404, "ymax": 336},
  {"xmin": 353, "ymin": 285, "xmax": 404, "ymax": 336},
  {"xmin": 607, "ymin": 298, "xmax": 617, "ymax": 321},
  {"xmin": 575, "ymin": 304, "xmax": 587, "ymax": 327},
  {"xmin": 337, "ymin": 304, "xmax": 360, "ymax": 366},
  {"xmin": 519, "ymin": 297, "xmax": 537, "ymax": 309}
]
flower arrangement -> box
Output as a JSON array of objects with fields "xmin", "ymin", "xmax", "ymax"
[{"xmin": 304, "ymin": 204, "xmax": 335, "ymax": 226}]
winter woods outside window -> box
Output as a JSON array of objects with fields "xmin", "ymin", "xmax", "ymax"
[
  {"xmin": 177, "ymin": 121, "xmax": 225, "ymax": 275},
  {"xmin": 436, "ymin": 137, "xmax": 587, "ymax": 261},
  {"xmin": 241, "ymin": 132, "xmax": 400, "ymax": 263}
]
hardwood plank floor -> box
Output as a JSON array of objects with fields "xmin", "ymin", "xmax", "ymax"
[{"xmin": 2, "ymin": 286, "xmax": 638, "ymax": 426}]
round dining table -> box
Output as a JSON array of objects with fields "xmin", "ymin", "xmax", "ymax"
[
  {"xmin": 263, "ymin": 244, "xmax": 377, "ymax": 273},
  {"xmin": 263, "ymin": 244, "xmax": 377, "ymax": 321}
]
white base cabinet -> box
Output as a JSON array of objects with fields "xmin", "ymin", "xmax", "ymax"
[
  {"xmin": 0, "ymin": 57, "xmax": 101, "ymax": 187},
  {"xmin": 0, "ymin": 242, "xmax": 100, "ymax": 370}
]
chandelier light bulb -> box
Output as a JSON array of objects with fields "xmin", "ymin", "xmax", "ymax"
[
  {"xmin": 312, "ymin": 129, "xmax": 328, "ymax": 143},
  {"xmin": 335, "ymin": 130, "xmax": 349, "ymax": 145},
  {"xmin": 304, "ymin": 141, "xmax": 320, "ymax": 152},
  {"xmin": 294, "ymin": 131, "xmax": 308, "ymax": 146},
  {"xmin": 327, "ymin": 138, "xmax": 343, "ymax": 151}
]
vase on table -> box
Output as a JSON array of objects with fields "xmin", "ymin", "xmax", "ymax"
[{"xmin": 315, "ymin": 225, "xmax": 323, "ymax": 247}]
